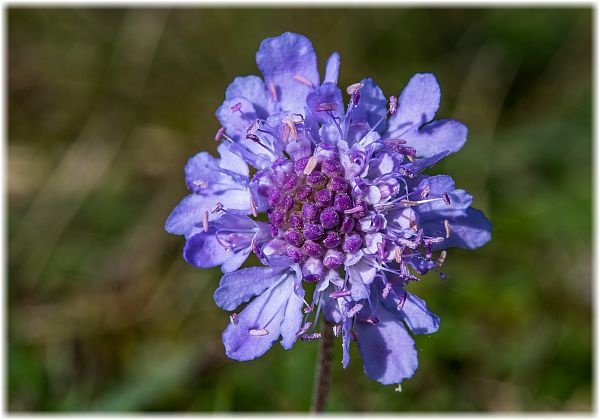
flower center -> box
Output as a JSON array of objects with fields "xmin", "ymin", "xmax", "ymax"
[{"xmin": 257, "ymin": 152, "xmax": 368, "ymax": 278}]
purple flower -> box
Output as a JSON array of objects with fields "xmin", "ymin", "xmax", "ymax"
[{"xmin": 165, "ymin": 32, "xmax": 491, "ymax": 385}]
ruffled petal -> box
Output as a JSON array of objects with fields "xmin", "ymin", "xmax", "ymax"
[
  {"xmin": 324, "ymin": 52, "xmax": 340, "ymax": 84},
  {"xmin": 256, "ymin": 32, "xmax": 319, "ymax": 114},
  {"xmin": 165, "ymin": 193, "xmax": 235, "ymax": 236},
  {"xmin": 347, "ymin": 260, "xmax": 375, "ymax": 300},
  {"xmin": 215, "ymin": 97, "xmax": 259, "ymax": 141},
  {"xmin": 279, "ymin": 284, "xmax": 305, "ymax": 349},
  {"xmin": 183, "ymin": 230, "xmax": 233, "ymax": 269},
  {"xmin": 399, "ymin": 151, "xmax": 449, "ymax": 176},
  {"xmin": 386, "ymin": 73, "xmax": 441, "ymax": 136},
  {"xmin": 401, "ymin": 119, "xmax": 468, "ymax": 158},
  {"xmin": 423, "ymin": 207, "xmax": 492, "ymax": 250},
  {"xmin": 355, "ymin": 304, "xmax": 418, "ymax": 385},
  {"xmin": 222, "ymin": 277, "xmax": 294, "ymax": 361},
  {"xmin": 217, "ymin": 143, "xmax": 249, "ymax": 177},
  {"xmin": 349, "ymin": 78, "xmax": 387, "ymax": 132},
  {"xmin": 225, "ymin": 75, "xmax": 275, "ymax": 118},
  {"xmin": 214, "ymin": 266, "xmax": 288, "ymax": 311},
  {"xmin": 306, "ymin": 82, "xmax": 344, "ymax": 126}
]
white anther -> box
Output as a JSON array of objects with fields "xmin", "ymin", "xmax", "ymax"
[
  {"xmin": 303, "ymin": 156, "xmax": 318, "ymax": 175},
  {"xmin": 203, "ymin": 211, "xmax": 209, "ymax": 232},
  {"xmin": 346, "ymin": 82, "xmax": 363, "ymax": 95},
  {"xmin": 294, "ymin": 74, "xmax": 313, "ymax": 87}
]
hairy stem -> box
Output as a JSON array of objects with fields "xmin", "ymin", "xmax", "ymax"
[{"xmin": 310, "ymin": 320, "xmax": 334, "ymax": 413}]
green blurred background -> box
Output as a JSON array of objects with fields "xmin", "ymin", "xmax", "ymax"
[{"xmin": 7, "ymin": 7, "xmax": 592, "ymax": 412}]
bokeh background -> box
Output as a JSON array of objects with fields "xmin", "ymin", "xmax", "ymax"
[{"xmin": 8, "ymin": 7, "xmax": 592, "ymax": 412}]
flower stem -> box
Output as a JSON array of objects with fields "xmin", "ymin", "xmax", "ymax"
[{"xmin": 310, "ymin": 320, "xmax": 334, "ymax": 413}]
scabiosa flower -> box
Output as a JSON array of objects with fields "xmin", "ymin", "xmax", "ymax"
[{"xmin": 165, "ymin": 32, "xmax": 491, "ymax": 386}]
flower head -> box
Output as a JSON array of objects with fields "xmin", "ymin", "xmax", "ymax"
[{"xmin": 165, "ymin": 32, "xmax": 491, "ymax": 385}]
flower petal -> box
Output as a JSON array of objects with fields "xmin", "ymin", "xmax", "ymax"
[
  {"xmin": 183, "ymin": 230, "xmax": 233, "ymax": 269},
  {"xmin": 215, "ymin": 97, "xmax": 259, "ymax": 141},
  {"xmin": 307, "ymin": 82, "xmax": 344, "ymax": 126},
  {"xmin": 350, "ymin": 78, "xmax": 387, "ymax": 132},
  {"xmin": 279, "ymin": 284, "xmax": 305, "ymax": 349},
  {"xmin": 355, "ymin": 304, "xmax": 418, "ymax": 385},
  {"xmin": 386, "ymin": 73, "xmax": 441, "ymax": 136},
  {"xmin": 222, "ymin": 277, "xmax": 294, "ymax": 361},
  {"xmin": 214, "ymin": 266, "xmax": 288, "ymax": 311},
  {"xmin": 256, "ymin": 32, "xmax": 319, "ymax": 113},
  {"xmin": 401, "ymin": 292, "xmax": 440, "ymax": 334},
  {"xmin": 423, "ymin": 207, "xmax": 492, "ymax": 250},
  {"xmin": 217, "ymin": 143, "xmax": 249, "ymax": 177},
  {"xmin": 225, "ymin": 75, "xmax": 275, "ymax": 118},
  {"xmin": 401, "ymin": 119, "xmax": 468, "ymax": 158},
  {"xmin": 324, "ymin": 52, "xmax": 340, "ymax": 84}
]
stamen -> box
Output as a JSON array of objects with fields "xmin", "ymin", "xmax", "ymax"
[
  {"xmin": 347, "ymin": 303, "xmax": 364, "ymax": 318},
  {"xmin": 214, "ymin": 127, "xmax": 226, "ymax": 142},
  {"xmin": 229, "ymin": 313, "xmax": 238, "ymax": 325},
  {"xmin": 424, "ymin": 236, "xmax": 445, "ymax": 245},
  {"xmin": 443, "ymin": 192, "xmax": 451, "ymax": 205},
  {"xmin": 377, "ymin": 239, "xmax": 386, "ymax": 259},
  {"xmin": 316, "ymin": 102, "xmax": 338, "ymax": 112},
  {"xmin": 437, "ymin": 250, "xmax": 447, "ymax": 266},
  {"xmin": 444, "ymin": 219, "xmax": 451, "ymax": 238},
  {"xmin": 249, "ymin": 196, "xmax": 258, "ymax": 217},
  {"xmin": 301, "ymin": 333, "xmax": 322, "ymax": 342},
  {"xmin": 343, "ymin": 205, "xmax": 364, "ymax": 215},
  {"xmin": 282, "ymin": 123, "xmax": 291, "ymax": 143},
  {"xmin": 246, "ymin": 133, "xmax": 260, "ymax": 142},
  {"xmin": 352, "ymin": 91, "xmax": 361, "ymax": 106},
  {"xmin": 382, "ymin": 282, "xmax": 393, "ymax": 299},
  {"xmin": 296, "ymin": 321, "xmax": 312, "ymax": 337},
  {"xmin": 358, "ymin": 316, "xmax": 380, "ymax": 325},
  {"xmin": 420, "ymin": 185, "xmax": 431, "ymax": 199},
  {"xmin": 303, "ymin": 305, "xmax": 314, "ymax": 314},
  {"xmin": 294, "ymin": 74, "xmax": 313, "ymax": 88},
  {"xmin": 192, "ymin": 179, "xmax": 208, "ymax": 188},
  {"xmin": 397, "ymin": 237, "xmax": 418, "ymax": 249},
  {"xmin": 303, "ymin": 156, "xmax": 318, "ymax": 175},
  {"xmin": 396, "ymin": 291, "xmax": 407, "ymax": 310},
  {"xmin": 211, "ymin": 202, "xmax": 224, "ymax": 214},
  {"xmin": 286, "ymin": 120, "xmax": 299, "ymax": 140},
  {"xmin": 389, "ymin": 95, "xmax": 398, "ymax": 115},
  {"xmin": 203, "ymin": 211, "xmax": 209, "ymax": 232},
  {"xmin": 406, "ymin": 155, "xmax": 416, "ymax": 163},
  {"xmin": 383, "ymin": 138, "xmax": 407, "ymax": 146},
  {"xmin": 268, "ymin": 80, "xmax": 278, "ymax": 101},
  {"xmin": 346, "ymin": 82, "xmax": 363, "ymax": 95},
  {"xmin": 249, "ymin": 328, "xmax": 269, "ymax": 336},
  {"xmin": 332, "ymin": 325, "xmax": 342, "ymax": 337},
  {"xmin": 230, "ymin": 102, "xmax": 242, "ymax": 113},
  {"xmin": 394, "ymin": 246, "xmax": 403, "ymax": 263},
  {"xmin": 330, "ymin": 290, "xmax": 352, "ymax": 299}
]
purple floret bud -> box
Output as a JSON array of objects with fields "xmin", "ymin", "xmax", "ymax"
[
  {"xmin": 297, "ymin": 184, "xmax": 313, "ymax": 200},
  {"xmin": 314, "ymin": 188, "xmax": 333, "ymax": 207},
  {"xmin": 322, "ymin": 231, "xmax": 341, "ymax": 249},
  {"xmin": 303, "ymin": 240, "xmax": 325, "ymax": 258},
  {"xmin": 320, "ymin": 207, "xmax": 340, "ymax": 229},
  {"xmin": 302, "ymin": 203, "xmax": 320, "ymax": 222},
  {"xmin": 343, "ymin": 233, "xmax": 363, "ymax": 253},
  {"xmin": 284, "ymin": 229, "xmax": 305, "ymax": 247},
  {"xmin": 322, "ymin": 159, "xmax": 344, "ymax": 178},
  {"xmin": 303, "ymin": 223, "xmax": 325, "ymax": 241},
  {"xmin": 323, "ymin": 250, "xmax": 344, "ymax": 269},
  {"xmin": 328, "ymin": 176, "xmax": 348, "ymax": 193},
  {"xmin": 307, "ymin": 171, "xmax": 327, "ymax": 188},
  {"xmin": 288, "ymin": 212, "xmax": 304, "ymax": 230},
  {"xmin": 339, "ymin": 215, "xmax": 355, "ymax": 234},
  {"xmin": 333, "ymin": 193, "xmax": 353, "ymax": 212}
]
